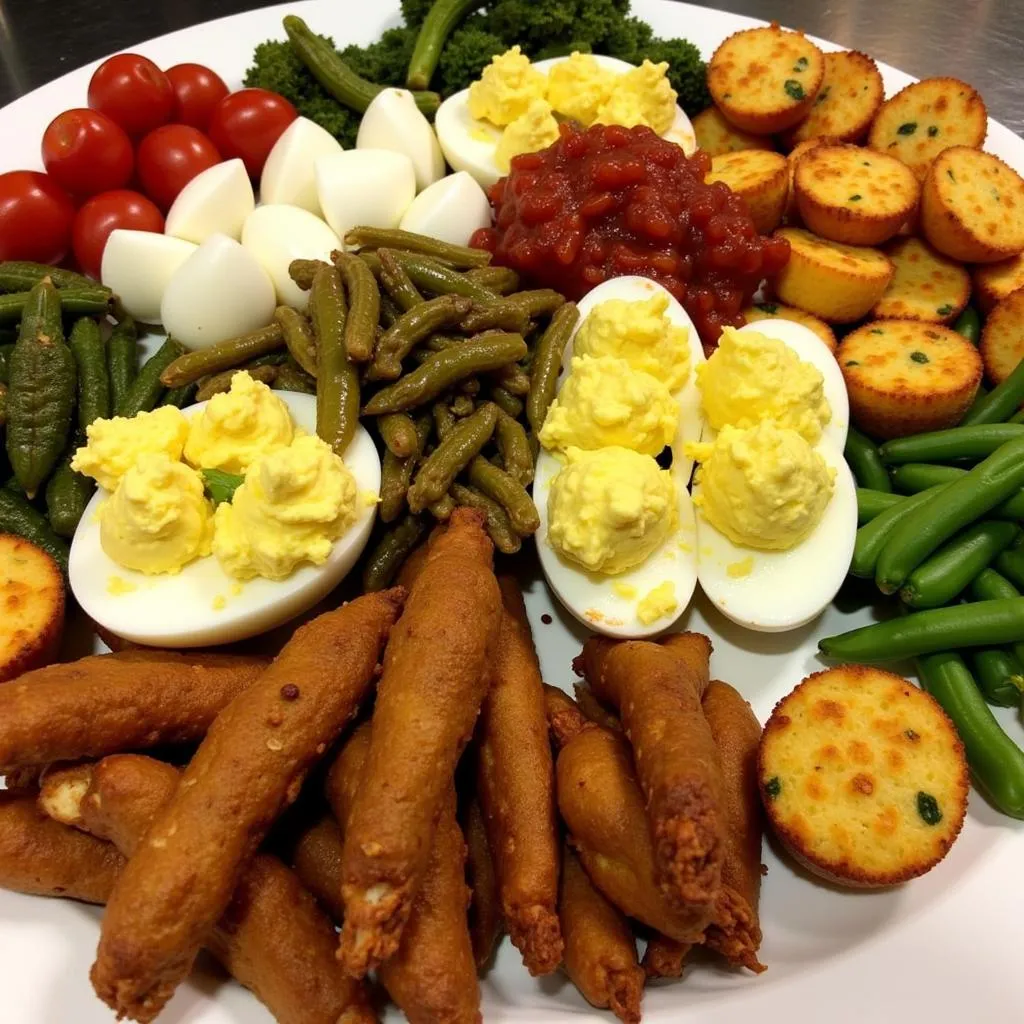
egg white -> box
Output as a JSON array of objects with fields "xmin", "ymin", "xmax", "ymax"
[
  {"xmin": 434, "ymin": 54, "xmax": 697, "ymax": 190},
  {"xmin": 69, "ymin": 394, "xmax": 380, "ymax": 649}
]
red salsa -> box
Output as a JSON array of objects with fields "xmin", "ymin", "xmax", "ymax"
[{"xmin": 471, "ymin": 123, "xmax": 790, "ymax": 348}]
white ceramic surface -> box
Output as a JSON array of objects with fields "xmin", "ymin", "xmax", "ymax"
[{"xmin": 1, "ymin": 2, "xmax": 1023, "ymax": 1022}]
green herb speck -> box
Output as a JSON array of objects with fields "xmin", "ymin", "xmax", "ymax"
[
  {"xmin": 845, "ymin": 360, "xmax": 860, "ymax": 367},
  {"xmin": 910, "ymin": 351, "xmax": 930, "ymax": 364},
  {"xmin": 793, "ymin": 56, "xmax": 809, "ymax": 72},
  {"xmin": 928, "ymin": 125, "xmax": 939, "ymax": 137},
  {"xmin": 862, "ymin": 160, "xmax": 871, "ymax": 166},
  {"xmin": 905, "ymin": 728, "xmax": 920, "ymax": 741},
  {"xmin": 936, "ymin": 304, "xmax": 954, "ymax": 316},
  {"xmin": 992, "ymin": 187, "xmax": 1001, "ymax": 202},
  {"xmin": 917, "ymin": 791, "xmax": 942, "ymax": 825},
  {"xmin": 815, "ymin": 85, "xmax": 831, "ymax": 105},
  {"xmin": 765, "ymin": 777, "xmax": 782, "ymax": 799},
  {"xmin": 870, "ymin": 328, "xmax": 884, "ymax": 335},
  {"xmin": 784, "ymin": 80, "xmax": 805, "ymax": 101},
  {"xmin": 757, "ymin": 302, "xmax": 779, "ymax": 314},
  {"xmin": 947, "ymin": 168, "xmax": 956, "ymax": 182},
  {"xmin": 849, "ymin": 194, "xmax": 862, "ymax": 202},
  {"xmin": 897, "ymin": 122, "xmax": 918, "ymax": 135}
]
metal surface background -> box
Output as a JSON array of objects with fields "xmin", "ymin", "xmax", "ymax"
[{"xmin": 1, "ymin": 0, "xmax": 1021, "ymax": 132}]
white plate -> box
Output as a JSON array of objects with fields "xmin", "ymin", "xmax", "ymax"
[{"xmin": 1, "ymin": 2, "xmax": 1022, "ymax": 1022}]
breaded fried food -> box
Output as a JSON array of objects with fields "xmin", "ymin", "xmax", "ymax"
[
  {"xmin": 92, "ymin": 591, "xmax": 403, "ymax": 1023},
  {"xmin": 543, "ymin": 683, "xmax": 589, "ymax": 747},
  {"xmin": 573, "ymin": 684, "xmax": 621, "ymax": 733},
  {"xmin": 641, "ymin": 934, "xmax": 690, "ymax": 980},
  {"xmin": 75, "ymin": 755, "xmax": 376, "ymax": 1024},
  {"xmin": 338, "ymin": 509, "xmax": 501, "ymax": 976},
  {"xmin": 39, "ymin": 762, "xmax": 95, "ymax": 828},
  {"xmin": 577, "ymin": 635, "xmax": 724, "ymax": 914},
  {"xmin": 0, "ymin": 534, "xmax": 64, "ymax": 683},
  {"xmin": 464, "ymin": 797, "xmax": 503, "ymax": 971},
  {"xmin": 326, "ymin": 724, "xmax": 481, "ymax": 1024},
  {"xmin": 560, "ymin": 846, "xmax": 643, "ymax": 1024},
  {"xmin": 0, "ymin": 649, "xmax": 268, "ymax": 769},
  {"xmin": 476, "ymin": 577, "xmax": 561, "ymax": 975},
  {"xmin": 0, "ymin": 792, "xmax": 123, "ymax": 903},
  {"xmin": 701, "ymin": 681, "xmax": 766, "ymax": 973}
]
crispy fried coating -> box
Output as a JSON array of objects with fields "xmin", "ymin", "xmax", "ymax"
[
  {"xmin": 641, "ymin": 934, "xmax": 690, "ymax": 979},
  {"xmin": 476, "ymin": 577, "xmax": 561, "ymax": 975},
  {"xmin": 560, "ymin": 846, "xmax": 643, "ymax": 1024},
  {"xmin": 0, "ymin": 792, "xmax": 123, "ymax": 903},
  {"xmin": 325, "ymin": 724, "xmax": 481, "ymax": 1024},
  {"xmin": 701, "ymin": 681, "xmax": 766, "ymax": 973},
  {"xmin": 75, "ymin": 754, "xmax": 377, "ymax": 1024},
  {"xmin": 464, "ymin": 796, "xmax": 503, "ymax": 971},
  {"xmin": 338, "ymin": 510, "xmax": 500, "ymax": 976},
  {"xmin": 39, "ymin": 762, "xmax": 95, "ymax": 828},
  {"xmin": 556, "ymin": 725, "xmax": 711, "ymax": 944},
  {"xmin": 92, "ymin": 591, "xmax": 403, "ymax": 1023},
  {"xmin": 573, "ymin": 684, "xmax": 622, "ymax": 733},
  {"xmin": 0, "ymin": 650, "xmax": 268, "ymax": 769},
  {"xmin": 542, "ymin": 684, "xmax": 590, "ymax": 747},
  {"xmin": 577, "ymin": 635, "xmax": 724, "ymax": 914}
]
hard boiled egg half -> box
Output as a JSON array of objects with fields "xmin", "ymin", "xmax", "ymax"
[
  {"xmin": 435, "ymin": 54, "xmax": 697, "ymax": 190},
  {"xmin": 69, "ymin": 390, "xmax": 380, "ymax": 648},
  {"xmin": 533, "ymin": 276, "xmax": 705, "ymax": 638},
  {"xmin": 692, "ymin": 319, "xmax": 856, "ymax": 632}
]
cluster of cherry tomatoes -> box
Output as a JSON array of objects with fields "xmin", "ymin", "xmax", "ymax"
[{"xmin": 0, "ymin": 54, "xmax": 296, "ymax": 279}]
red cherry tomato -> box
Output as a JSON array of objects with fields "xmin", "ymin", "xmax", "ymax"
[
  {"xmin": 135, "ymin": 124, "xmax": 221, "ymax": 211},
  {"xmin": 41, "ymin": 108, "xmax": 134, "ymax": 199},
  {"xmin": 72, "ymin": 190, "xmax": 164, "ymax": 280},
  {"xmin": 0, "ymin": 170, "xmax": 76, "ymax": 263},
  {"xmin": 165, "ymin": 63, "xmax": 230, "ymax": 131},
  {"xmin": 88, "ymin": 53, "xmax": 174, "ymax": 137},
  {"xmin": 207, "ymin": 88, "xmax": 297, "ymax": 178}
]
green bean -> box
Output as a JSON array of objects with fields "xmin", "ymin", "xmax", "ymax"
[
  {"xmin": 160, "ymin": 324, "xmax": 284, "ymax": 388},
  {"xmin": 380, "ymin": 414, "xmax": 431, "ymax": 523},
  {"xmin": 119, "ymin": 339, "xmax": 184, "ymax": 417},
  {"xmin": 467, "ymin": 455, "xmax": 539, "ymax": 535},
  {"xmin": 345, "ymin": 227, "xmax": 492, "ymax": 268},
  {"xmin": 108, "ymin": 317, "xmax": 138, "ymax": 416},
  {"xmin": 289, "ymin": 258, "xmax": 329, "ymax": 292},
  {"xmin": 0, "ymin": 286, "xmax": 110, "ymax": 323},
  {"xmin": 368, "ymin": 295, "xmax": 474, "ymax": 381},
  {"xmin": 68, "ymin": 318, "xmax": 110, "ymax": 430},
  {"xmin": 332, "ymin": 251, "xmax": 380, "ymax": 363},
  {"xmin": 362, "ymin": 514, "xmax": 427, "ymax": 591},
  {"xmin": 994, "ymin": 549, "xmax": 1024, "ymax": 591},
  {"xmin": 283, "ymin": 16, "xmax": 441, "ymax": 115},
  {"xmin": 464, "ymin": 266, "xmax": 521, "ymax": 295},
  {"xmin": 844, "ymin": 428, "xmax": 891, "ymax": 492},
  {"xmin": 408, "ymin": 403, "xmax": 498, "ymax": 513},
  {"xmin": 275, "ymin": 306, "xmax": 318, "ymax": 378},
  {"xmin": 273, "ymin": 360, "xmax": 317, "ymax": 394},
  {"xmin": 952, "ymin": 306, "xmax": 982, "ymax": 344},
  {"xmin": 970, "ymin": 649, "xmax": 1024, "ymax": 707},
  {"xmin": 850, "ymin": 484, "xmax": 950, "ymax": 578},
  {"xmin": 879, "ymin": 423, "xmax": 1024, "ymax": 464},
  {"xmin": 405, "ymin": 0, "xmax": 488, "ymax": 89},
  {"xmin": 875, "ymin": 436, "xmax": 1024, "ymax": 593},
  {"xmin": 857, "ymin": 487, "xmax": 903, "ymax": 523},
  {"xmin": 451, "ymin": 393, "xmax": 476, "ymax": 415},
  {"xmin": 450, "ymin": 482, "xmax": 521, "ymax": 554},
  {"xmin": 376, "ymin": 248, "xmax": 425, "ymax": 312},
  {"xmin": 899, "ymin": 520, "xmax": 1018, "ymax": 608},
  {"xmin": 383, "ymin": 250, "xmax": 498, "ymax": 302},
  {"xmin": 969, "ymin": 567, "xmax": 1020, "ymax": 602},
  {"xmin": 45, "ymin": 450, "xmax": 94, "ymax": 538},
  {"xmin": 363, "ymin": 332, "xmax": 528, "ymax": 414},
  {"xmin": 459, "ymin": 304, "xmax": 530, "ymax": 335},
  {"xmin": 0, "ymin": 342, "xmax": 12, "ymax": 385},
  {"xmin": 379, "ymin": 293, "xmax": 401, "ymax": 329},
  {"xmin": 433, "ymin": 401, "xmax": 456, "ymax": 440},
  {"xmin": 159, "ymin": 383, "xmax": 198, "ymax": 408},
  {"xmin": 490, "ymin": 385, "xmax": 524, "ymax": 419},
  {"xmin": 358, "ymin": 250, "xmax": 383, "ymax": 276},
  {"xmin": 494, "ymin": 409, "xmax": 533, "ymax": 485},
  {"xmin": 195, "ymin": 364, "xmax": 278, "ymax": 403},
  {"xmin": 461, "ymin": 290, "xmax": 565, "ymax": 334},
  {"xmin": 527, "ymin": 302, "xmax": 578, "ymax": 436},
  {"xmin": 916, "ymin": 651, "xmax": 1024, "ymax": 818},
  {"xmin": 891, "ymin": 462, "xmax": 1024, "ymax": 519},
  {"xmin": 0, "ymin": 381, "xmax": 7, "ymax": 427},
  {"xmin": 960, "ymin": 358, "xmax": 1024, "ymax": 426},
  {"xmin": 1012, "ymin": 408, "xmax": 1024, "ymax": 424},
  {"xmin": 492, "ymin": 361, "xmax": 531, "ymax": 396},
  {"xmin": 309, "ymin": 264, "xmax": 358, "ymax": 455},
  {"xmin": 428, "ymin": 494, "xmax": 456, "ymax": 521},
  {"xmin": 377, "ymin": 412, "xmax": 420, "ymax": 458},
  {"xmin": 0, "ymin": 487, "xmax": 69, "ymax": 572},
  {"xmin": 0, "ymin": 261, "xmax": 109, "ymax": 294}
]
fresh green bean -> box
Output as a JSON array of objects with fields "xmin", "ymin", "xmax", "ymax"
[
  {"xmin": 494, "ymin": 409, "xmax": 533, "ymax": 485},
  {"xmin": 364, "ymin": 332, "xmax": 527, "ymax": 414},
  {"xmin": 994, "ymin": 549, "xmax": 1024, "ymax": 591},
  {"xmin": 969, "ymin": 567, "xmax": 1020, "ymax": 602},
  {"xmin": 159, "ymin": 383, "xmax": 198, "ymax": 408},
  {"xmin": 310, "ymin": 264, "xmax": 358, "ymax": 455},
  {"xmin": 844, "ymin": 428, "xmax": 891, "ymax": 492},
  {"xmin": 368, "ymin": 294, "xmax": 473, "ymax": 381},
  {"xmin": 857, "ymin": 487, "xmax": 903, "ymax": 523},
  {"xmin": 362, "ymin": 514, "xmax": 427, "ymax": 591},
  {"xmin": 288, "ymin": 258, "xmax": 329, "ymax": 292},
  {"xmin": 116, "ymin": 339, "xmax": 184, "ymax": 416},
  {"xmin": 527, "ymin": 302, "xmax": 579, "ymax": 436},
  {"xmin": 467, "ymin": 455, "xmax": 539, "ymax": 535},
  {"xmin": 891, "ymin": 462, "xmax": 1024, "ymax": 519},
  {"xmin": 108, "ymin": 317, "xmax": 138, "ymax": 416},
  {"xmin": 952, "ymin": 306, "xmax": 981, "ymax": 344},
  {"xmin": 970, "ymin": 649, "xmax": 1024, "ymax": 707},
  {"xmin": 0, "ymin": 487, "xmax": 69, "ymax": 572},
  {"xmin": 408, "ymin": 403, "xmax": 498, "ymax": 512},
  {"xmin": 275, "ymin": 306, "xmax": 318, "ymax": 378},
  {"xmin": 377, "ymin": 248, "xmax": 425, "ymax": 312},
  {"xmin": 879, "ymin": 423, "xmax": 1024, "ymax": 464},
  {"xmin": 160, "ymin": 324, "xmax": 284, "ymax": 388},
  {"xmin": 0, "ymin": 261, "xmax": 109, "ymax": 294},
  {"xmin": 377, "ymin": 412, "xmax": 420, "ymax": 458},
  {"xmin": 960, "ymin": 358, "xmax": 1024, "ymax": 425},
  {"xmin": 450, "ymin": 482, "xmax": 521, "ymax": 554},
  {"xmin": 875, "ymin": 436, "xmax": 1024, "ymax": 593},
  {"xmin": 461, "ymin": 289, "xmax": 565, "ymax": 334},
  {"xmin": 465, "ymin": 266, "xmax": 521, "ymax": 295},
  {"xmin": 333, "ymin": 251, "xmax": 380, "ymax": 363},
  {"xmin": 0, "ymin": 286, "xmax": 110, "ymax": 323},
  {"xmin": 383, "ymin": 250, "xmax": 498, "ymax": 302},
  {"xmin": 490, "ymin": 386, "xmax": 524, "ymax": 419},
  {"xmin": 850, "ymin": 483, "xmax": 949, "ymax": 578},
  {"xmin": 405, "ymin": 0, "xmax": 488, "ymax": 89},
  {"xmin": 68, "ymin": 318, "xmax": 110, "ymax": 430},
  {"xmin": 345, "ymin": 226, "xmax": 492, "ymax": 268},
  {"xmin": 380, "ymin": 414, "xmax": 431, "ymax": 523},
  {"xmin": 195, "ymin": 364, "xmax": 278, "ymax": 402}
]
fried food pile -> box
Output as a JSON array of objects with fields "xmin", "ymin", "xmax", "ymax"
[{"xmin": 0, "ymin": 507, "xmax": 765, "ymax": 1023}]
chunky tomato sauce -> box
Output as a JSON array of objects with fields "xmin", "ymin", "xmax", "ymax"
[{"xmin": 471, "ymin": 123, "xmax": 790, "ymax": 348}]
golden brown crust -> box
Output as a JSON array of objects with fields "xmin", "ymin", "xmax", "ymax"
[
  {"xmin": 872, "ymin": 237, "xmax": 971, "ymax": 324},
  {"xmin": 464, "ymin": 798, "xmax": 503, "ymax": 971},
  {"xmin": 573, "ymin": 684, "xmax": 622, "ymax": 733},
  {"xmin": 543, "ymin": 684, "xmax": 590, "ymax": 748},
  {"xmin": 91, "ymin": 591, "xmax": 403, "ymax": 1022},
  {"xmin": 692, "ymin": 106, "xmax": 774, "ymax": 158},
  {"xmin": 641, "ymin": 934, "xmax": 690, "ymax": 979},
  {"xmin": 0, "ymin": 535, "xmax": 64, "ymax": 683},
  {"xmin": 0, "ymin": 650, "xmax": 268, "ymax": 769},
  {"xmin": 973, "ymin": 255, "xmax": 1024, "ymax": 314},
  {"xmin": 980, "ymin": 288, "xmax": 1024, "ymax": 384},
  {"xmin": 706, "ymin": 150, "xmax": 789, "ymax": 233}
]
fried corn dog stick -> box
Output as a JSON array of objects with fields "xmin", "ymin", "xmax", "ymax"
[
  {"xmin": 573, "ymin": 684, "xmax": 622, "ymax": 733},
  {"xmin": 339, "ymin": 510, "xmax": 501, "ymax": 976},
  {"xmin": 561, "ymin": 846, "xmax": 643, "ymax": 1024},
  {"xmin": 542, "ymin": 684, "xmax": 590, "ymax": 747},
  {"xmin": 324, "ymin": 724, "xmax": 481, "ymax": 1024},
  {"xmin": 0, "ymin": 792, "xmax": 123, "ymax": 903},
  {"xmin": 701, "ymin": 681, "xmax": 766, "ymax": 973},
  {"xmin": 464, "ymin": 797, "xmax": 503, "ymax": 970},
  {"xmin": 476, "ymin": 577, "xmax": 561, "ymax": 975},
  {"xmin": 577, "ymin": 635, "xmax": 724, "ymax": 913},
  {"xmin": 0, "ymin": 650, "xmax": 268, "ymax": 769},
  {"xmin": 641, "ymin": 934, "xmax": 690, "ymax": 980},
  {"xmin": 92, "ymin": 591, "xmax": 403, "ymax": 1022},
  {"xmin": 71, "ymin": 755, "xmax": 377, "ymax": 1024}
]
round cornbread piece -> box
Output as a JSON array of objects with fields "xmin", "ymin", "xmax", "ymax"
[
  {"xmin": 707, "ymin": 150, "xmax": 789, "ymax": 233},
  {"xmin": 868, "ymin": 77, "xmax": 987, "ymax": 181},
  {"xmin": 742, "ymin": 301, "xmax": 837, "ymax": 352},
  {"xmin": 782, "ymin": 50, "xmax": 884, "ymax": 149},
  {"xmin": 784, "ymin": 136, "xmax": 836, "ymax": 221},
  {"xmin": 773, "ymin": 226, "xmax": 894, "ymax": 322},
  {"xmin": 979, "ymin": 288, "xmax": 1024, "ymax": 385},
  {"xmin": 920, "ymin": 147, "xmax": 1024, "ymax": 263},
  {"xmin": 837, "ymin": 319, "xmax": 982, "ymax": 438},
  {"xmin": 692, "ymin": 106, "xmax": 774, "ymax": 157},
  {"xmin": 708, "ymin": 26, "xmax": 825, "ymax": 134},
  {"xmin": 872, "ymin": 237, "xmax": 971, "ymax": 323},
  {"xmin": 758, "ymin": 666, "xmax": 968, "ymax": 888},
  {"xmin": 972, "ymin": 254, "xmax": 1024, "ymax": 314},
  {"xmin": 794, "ymin": 144, "xmax": 920, "ymax": 246}
]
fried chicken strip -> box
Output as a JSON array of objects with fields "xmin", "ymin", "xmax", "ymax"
[
  {"xmin": 573, "ymin": 684, "xmax": 622, "ymax": 733},
  {"xmin": 338, "ymin": 510, "xmax": 500, "ymax": 976},
  {"xmin": 92, "ymin": 591, "xmax": 403, "ymax": 1022},
  {"xmin": 321, "ymin": 724, "xmax": 481, "ymax": 1024},
  {"xmin": 542, "ymin": 684, "xmax": 589, "ymax": 748},
  {"xmin": 464, "ymin": 797, "xmax": 503, "ymax": 971},
  {"xmin": 0, "ymin": 650, "xmax": 268, "ymax": 769},
  {"xmin": 476, "ymin": 577, "xmax": 561, "ymax": 975},
  {"xmin": 561, "ymin": 846, "xmax": 643, "ymax": 1024},
  {"xmin": 576, "ymin": 635, "xmax": 724, "ymax": 914},
  {"xmin": 641, "ymin": 934, "xmax": 690, "ymax": 980}
]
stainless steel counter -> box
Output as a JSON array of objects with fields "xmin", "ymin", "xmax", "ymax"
[{"xmin": 1, "ymin": 0, "xmax": 1021, "ymax": 133}]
